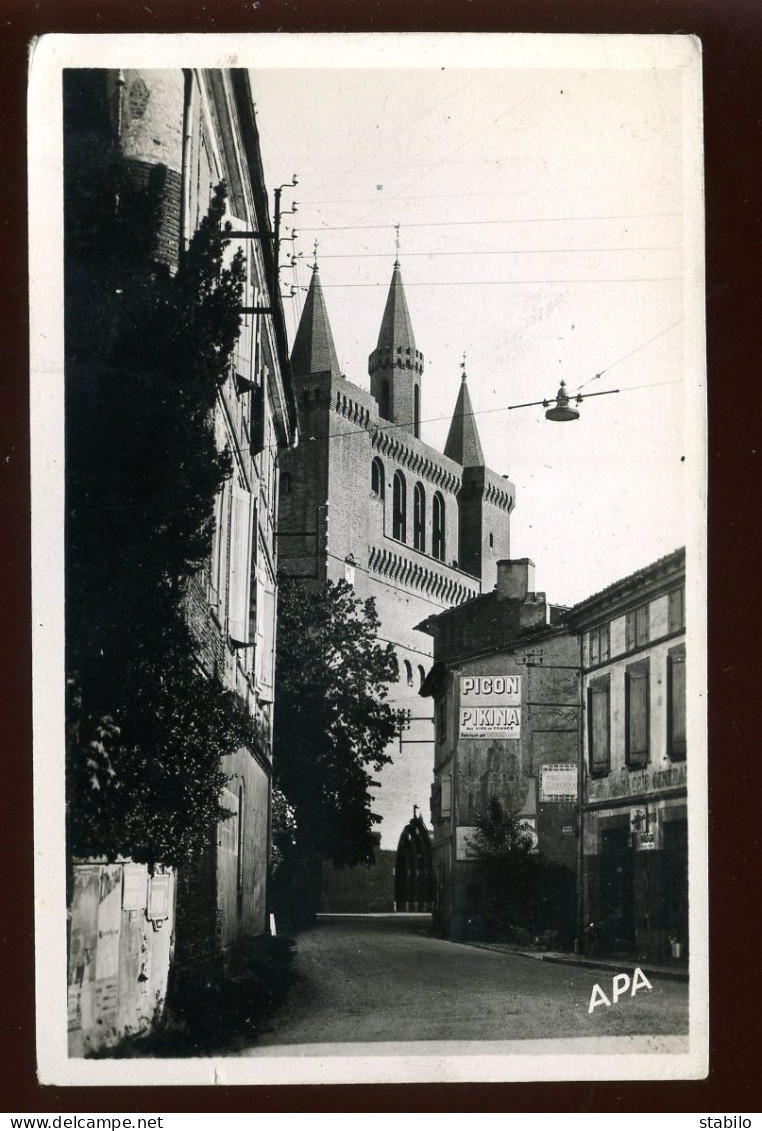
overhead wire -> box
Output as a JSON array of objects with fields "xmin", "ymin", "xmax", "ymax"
[
  {"xmin": 307, "ymin": 277, "xmax": 681, "ymax": 287},
  {"xmin": 296, "ymin": 378, "xmax": 683, "ymax": 448},
  {"xmin": 574, "ymin": 319, "xmax": 684, "ymax": 391},
  {"xmin": 295, "ymin": 245, "xmax": 682, "ymax": 259},
  {"xmin": 298, "ymin": 212, "xmax": 681, "ymax": 232}
]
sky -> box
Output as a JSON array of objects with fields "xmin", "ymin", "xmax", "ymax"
[{"xmin": 249, "ymin": 58, "xmax": 698, "ymax": 607}]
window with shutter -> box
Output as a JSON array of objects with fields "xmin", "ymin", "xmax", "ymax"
[
  {"xmin": 210, "ymin": 480, "xmax": 229, "ymax": 614},
  {"xmin": 228, "ymin": 484, "xmax": 253, "ymax": 646},
  {"xmin": 625, "ymin": 659, "xmax": 650, "ymax": 767},
  {"xmin": 436, "ymin": 698, "xmax": 447, "ymax": 745},
  {"xmin": 667, "ymin": 644, "xmax": 686, "ymax": 760},
  {"xmin": 668, "ymin": 586, "xmax": 685, "ymax": 633},
  {"xmin": 441, "ymin": 775, "xmax": 452, "ymax": 819},
  {"xmin": 254, "ymin": 548, "xmax": 276, "ymax": 702},
  {"xmin": 626, "ymin": 604, "xmax": 650, "ymax": 652},
  {"xmin": 588, "ymin": 676, "xmax": 610, "ymax": 775}
]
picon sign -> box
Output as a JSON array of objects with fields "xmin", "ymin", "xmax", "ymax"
[{"xmin": 459, "ymin": 674, "xmax": 521, "ymax": 738}]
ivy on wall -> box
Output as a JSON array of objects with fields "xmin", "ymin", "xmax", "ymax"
[{"xmin": 64, "ymin": 72, "xmax": 255, "ymax": 868}]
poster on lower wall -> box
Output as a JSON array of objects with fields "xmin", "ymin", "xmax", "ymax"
[{"xmin": 94, "ymin": 864, "xmax": 122, "ymax": 982}]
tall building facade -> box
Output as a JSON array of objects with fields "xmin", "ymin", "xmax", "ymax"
[
  {"xmin": 566, "ymin": 548, "xmax": 687, "ymax": 965},
  {"xmin": 64, "ymin": 69, "xmax": 298, "ymax": 1050},
  {"xmin": 417, "ymin": 559, "xmax": 579, "ymax": 940},
  {"xmin": 278, "ymin": 260, "xmax": 514, "ymax": 908}
]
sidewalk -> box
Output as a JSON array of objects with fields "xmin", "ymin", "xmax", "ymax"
[{"xmin": 456, "ymin": 939, "xmax": 689, "ymax": 982}]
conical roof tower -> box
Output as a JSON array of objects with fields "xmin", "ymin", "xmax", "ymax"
[
  {"xmin": 290, "ymin": 263, "xmax": 341, "ymax": 380},
  {"xmin": 444, "ymin": 368, "xmax": 485, "ymax": 467},
  {"xmin": 368, "ymin": 258, "xmax": 424, "ymax": 435}
]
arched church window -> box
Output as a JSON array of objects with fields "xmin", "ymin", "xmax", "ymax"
[
  {"xmin": 413, "ymin": 482, "xmax": 426, "ymax": 551},
  {"xmin": 404, "ymin": 659, "xmax": 414, "ymax": 687},
  {"xmin": 418, "ymin": 664, "xmax": 426, "ymax": 690},
  {"xmin": 380, "ymin": 378, "xmax": 391, "ymax": 420},
  {"xmin": 433, "ymin": 491, "xmax": 446, "ymax": 561},
  {"xmin": 371, "ymin": 457, "xmax": 385, "ymax": 501},
  {"xmin": 393, "ymin": 470, "xmax": 407, "ymax": 543},
  {"xmin": 414, "ymin": 385, "xmax": 420, "ymax": 438}
]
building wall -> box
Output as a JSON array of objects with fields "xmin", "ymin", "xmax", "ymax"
[
  {"xmin": 573, "ymin": 553, "xmax": 687, "ymax": 963},
  {"xmin": 280, "ymin": 370, "xmax": 493, "ymax": 859},
  {"xmin": 427, "ymin": 625, "xmax": 580, "ymax": 938},
  {"xmin": 67, "ymin": 862, "xmax": 175, "ymax": 1056}
]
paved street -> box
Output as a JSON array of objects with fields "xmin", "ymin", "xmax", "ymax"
[{"xmin": 249, "ymin": 913, "xmax": 689, "ymax": 1048}]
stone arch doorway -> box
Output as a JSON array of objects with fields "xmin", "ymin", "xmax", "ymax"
[{"xmin": 395, "ymin": 810, "xmax": 434, "ymax": 912}]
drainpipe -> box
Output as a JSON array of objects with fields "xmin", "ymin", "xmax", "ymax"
[
  {"xmin": 576, "ymin": 633, "xmax": 585, "ymax": 954},
  {"xmin": 179, "ymin": 70, "xmax": 193, "ymax": 259}
]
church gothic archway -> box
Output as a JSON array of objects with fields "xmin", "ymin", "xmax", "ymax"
[{"xmin": 395, "ymin": 811, "xmax": 434, "ymax": 912}]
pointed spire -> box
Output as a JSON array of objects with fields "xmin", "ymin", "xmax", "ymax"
[
  {"xmin": 375, "ymin": 260, "xmax": 417, "ymax": 356},
  {"xmin": 444, "ymin": 366, "xmax": 485, "ymax": 467},
  {"xmin": 290, "ymin": 262, "xmax": 341, "ymax": 380}
]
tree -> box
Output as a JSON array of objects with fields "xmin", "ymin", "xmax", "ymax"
[
  {"xmin": 64, "ymin": 71, "xmax": 254, "ymax": 868},
  {"xmin": 272, "ymin": 578, "xmax": 399, "ymax": 899},
  {"xmin": 467, "ymin": 797, "xmax": 575, "ymax": 944}
]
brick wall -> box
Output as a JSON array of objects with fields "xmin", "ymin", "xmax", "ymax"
[{"xmin": 320, "ymin": 845, "xmax": 396, "ymax": 913}]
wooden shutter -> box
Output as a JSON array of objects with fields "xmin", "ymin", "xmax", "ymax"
[
  {"xmin": 222, "ymin": 215, "xmax": 253, "ymax": 390},
  {"xmin": 228, "ymin": 484, "xmax": 253, "ymax": 646},
  {"xmin": 668, "ymin": 645, "xmax": 686, "ymax": 759},
  {"xmin": 668, "ymin": 587, "xmax": 685, "ymax": 633},
  {"xmin": 636, "ymin": 604, "xmax": 650, "ymax": 645},
  {"xmin": 625, "ymin": 659, "xmax": 650, "ymax": 766},
  {"xmin": 588, "ymin": 678, "xmax": 610, "ymax": 774},
  {"xmin": 259, "ymin": 579, "xmax": 276, "ymax": 700},
  {"xmin": 441, "ymin": 775, "xmax": 452, "ymax": 818}
]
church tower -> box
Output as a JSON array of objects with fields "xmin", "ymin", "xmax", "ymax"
[
  {"xmin": 290, "ymin": 262, "xmax": 342, "ymax": 381},
  {"xmin": 445, "ymin": 366, "xmax": 514, "ymax": 591},
  {"xmin": 368, "ymin": 260, "xmax": 424, "ymax": 436}
]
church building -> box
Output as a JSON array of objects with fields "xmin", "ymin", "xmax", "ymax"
[{"xmin": 277, "ymin": 257, "xmax": 515, "ymax": 910}]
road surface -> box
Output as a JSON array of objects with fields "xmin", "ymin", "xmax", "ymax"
[{"xmin": 249, "ymin": 913, "xmax": 689, "ymax": 1048}]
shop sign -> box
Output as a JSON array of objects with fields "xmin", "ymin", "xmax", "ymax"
[
  {"xmin": 540, "ymin": 763, "xmax": 578, "ymax": 802},
  {"xmin": 562, "ymin": 825, "xmax": 577, "ymax": 837},
  {"xmin": 459, "ymin": 674, "xmax": 521, "ymax": 738},
  {"xmin": 587, "ymin": 762, "xmax": 686, "ymax": 803}
]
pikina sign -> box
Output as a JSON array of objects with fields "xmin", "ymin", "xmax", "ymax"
[{"xmin": 459, "ymin": 674, "xmax": 521, "ymax": 738}]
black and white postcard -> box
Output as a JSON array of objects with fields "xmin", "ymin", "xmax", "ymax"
[{"xmin": 29, "ymin": 32, "xmax": 707, "ymax": 1086}]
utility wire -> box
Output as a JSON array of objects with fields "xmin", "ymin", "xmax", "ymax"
[
  {"xmin": 307, "ymin": 277, "xmax": 681, "ymax": 288},
  {"xmin": 305, "ymin": 182, "xmax": 679, "ymax": 205},
  {"xmin": 300, "ymin": 379, "xmax": 682, "ymax": 447},
  {"xmin": 298, "ymin": 212, "xmax": 680, "ymax": 232},
  {"xmin": 574, "ymin": 319, "xmax": 683, "ymax": 392},
  {"xmin": 298, "ymin": 245, "xmax": 682, "ymax": 259}
]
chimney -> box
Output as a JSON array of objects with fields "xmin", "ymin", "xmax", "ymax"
[{"xmin": 496, "ymin": 558, "xmax": 535, "ymax": 600}]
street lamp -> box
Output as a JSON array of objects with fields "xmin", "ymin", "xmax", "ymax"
[{"xmin": 544, "ymin": 380, "xmax": 582, "ymax": 422}]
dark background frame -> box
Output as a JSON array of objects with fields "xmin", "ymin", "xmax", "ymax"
[{"xmin": 3, "ymin": 0, "xmax": 759, "ymax": 1113}]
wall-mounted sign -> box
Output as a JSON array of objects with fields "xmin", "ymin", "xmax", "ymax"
[
  {"xmin": 456, "ymin": 826, "xmax": 478, "ymax": 861},
  {"xmin": 517, "ymin": 817, "xmax": 539, "ymax": 852},
  {"xmin": 122, "ymin": 862, "xmax": 148, "ymax": 912},
  {"xmin": 459, "ymin": 674, "xmax": 521, "ymax": 738},
  {"xmin": 147, "ymin": 872, "xmax": 171, "ymax": 923},
  {"xmin": 586, "ymin": 762, "xmax": 687, "ymax": 804},
  {"xmin": 562, "ymin": 825, "xmax": 577, "ymax": 837},
  {"xmin": 540, "ymin": 763, "xmax": 578, "ymax": 802}
]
